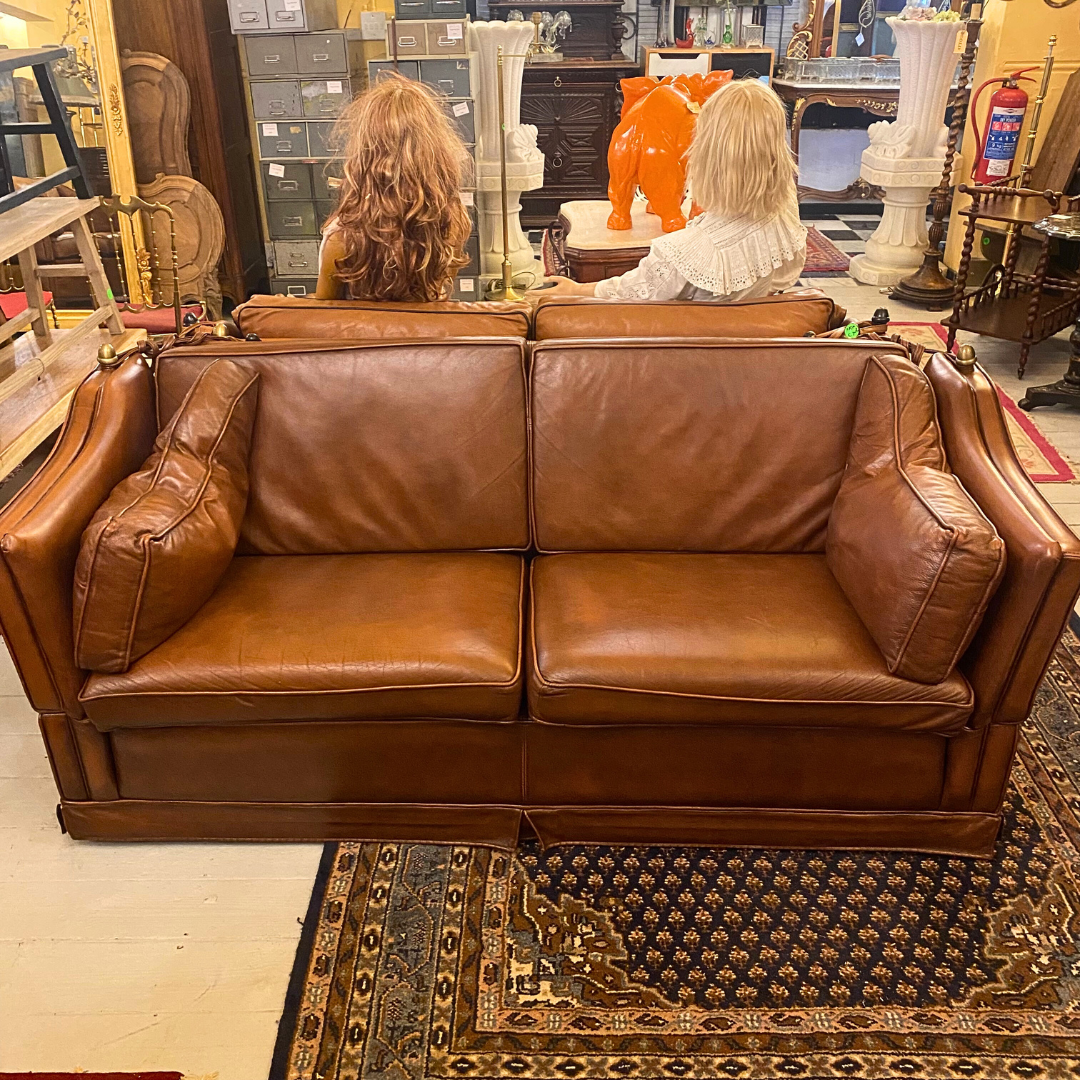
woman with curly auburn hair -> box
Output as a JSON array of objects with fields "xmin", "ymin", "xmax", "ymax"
[{"xmin": 316, "ymin": 74, "xmax": 473, "ymax": 301}]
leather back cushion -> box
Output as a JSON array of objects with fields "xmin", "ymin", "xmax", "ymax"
[
  {"xmin": 532, "ymin": 290, "xmax": 846, "ymax": 341},
  {"xmin": 531, "ymin": 339, "xmax": 909, "ymax": 552},
  {"xmin": 73, "ymin": 359, "xmax": 258, "ymax": 673},
  {"xmin": 155, "ymin": 340, "xmax": 529, "ymax": 554},
  {"xmin": 826, "ymin": 355, "xmax": 1005, "ymax": 684},
  {"xmin": 234, "ymin": 294, "xmax": 531, "ymax": 340}
]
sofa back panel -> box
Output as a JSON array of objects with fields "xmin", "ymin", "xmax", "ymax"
[
  {"xmin": 530, "ymin": 339, "xmax": 909, "ymax": 553},
  {"xmin": 156, "ymin": 340, "xmax": 529, "ymax": 554},
  {"xmin": 234, "ymin": 294, "xmax": 531, "ymax": 340},
  {"xmin": 532, "ymin": 290, "xmax": 845, "ymax": 341}
]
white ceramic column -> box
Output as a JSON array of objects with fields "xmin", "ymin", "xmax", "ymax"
[
  {"xmin": 849, "ymin": 17, "xmax": 962, "ymax": 286},
  {"xmin": 469, "ymin": 20, "xmax": 545, "ymax": 284}
]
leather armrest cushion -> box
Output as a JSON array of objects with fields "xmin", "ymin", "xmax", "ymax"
[
  {"xmin": 72, "ymin": 359, "xmax": 258, "ymax": 673},
  {"xmin": 827, "ymin": 355, "xmax": 1006, "ymax": 684}
]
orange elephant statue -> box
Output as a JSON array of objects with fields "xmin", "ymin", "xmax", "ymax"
[{"xmin": 606, "ymin": 69, "xmax": 734, "ymax": 233}]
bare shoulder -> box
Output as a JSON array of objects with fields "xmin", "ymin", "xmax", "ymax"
[{"xmin": 316, "ymin": 229, "xmax": 347, "ymax": 300}]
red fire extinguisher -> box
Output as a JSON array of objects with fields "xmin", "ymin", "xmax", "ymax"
[{"xmin": 969, "ymin": 70, "xmax": 1037, "ymax": 184}]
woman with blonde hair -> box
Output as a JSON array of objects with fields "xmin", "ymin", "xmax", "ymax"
[
  {"xmin": 316, "ymin": 73, "xmax": 472, "ymax": 301},
  {"xmin": 542, "ymin": 78, "xmax": 806, "ymax": 300}
]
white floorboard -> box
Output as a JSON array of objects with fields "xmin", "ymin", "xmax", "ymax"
[{"xmin": 0, "ymin": 641, "xmax": 323, "ymax": 1080}]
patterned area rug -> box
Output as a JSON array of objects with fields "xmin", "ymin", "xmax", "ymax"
[
  {"xmin": 804, "ymin": 228, "xmax": 850, "ymax": 275},
  {"xmin": 272, "ymin": 628, "xmax": 1080, "ymax": 1080},
  {"xmin": 539, "ymin": 226, "xmax": 850, "ymax": 278},
  {"xmin": 895, "ymin": 323, "xmax": 1076, "ymax": 483}
]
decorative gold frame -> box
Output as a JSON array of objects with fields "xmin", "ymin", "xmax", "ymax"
[{"xmin": 81, "ymin": 0, "xmax": 145, "ymax": 302}]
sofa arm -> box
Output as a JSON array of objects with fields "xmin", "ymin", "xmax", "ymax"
[
  {"xmin": 925, "ymin": 352, "xmax": 1080, "ymax": 729},
  {"xmin": 0, "ymin": 355, "xmax": 156, "ymax": 718}
]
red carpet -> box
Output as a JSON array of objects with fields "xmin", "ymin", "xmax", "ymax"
[
  {"xmin": 804, "ymin": 226, "xmax": 850, "ymax": 274},
  {"xmin": 895, "ymin": 322, "xmax": 1076, "ymax": 483}
]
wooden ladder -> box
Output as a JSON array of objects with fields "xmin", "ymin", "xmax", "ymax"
[{"xmin": 0, "ymin": 197, "xmax": 140, "ymax": 477}]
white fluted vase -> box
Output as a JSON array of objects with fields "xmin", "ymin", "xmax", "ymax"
[
  {"xmin": 849, "ymin": 17, "xmax": 962, "ymax": 286},
  {"xmin": 469, "ymin": 21, "xmax": 545, "ymax": 283}
]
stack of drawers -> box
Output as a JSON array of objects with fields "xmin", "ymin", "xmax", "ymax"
[
  {"xmin": 233, "ymin": 0, "xmax": 387, "ymax": 297},
  {"xmin": 369, "ymin": 9, "xmax": 480, "ymax": 298}
]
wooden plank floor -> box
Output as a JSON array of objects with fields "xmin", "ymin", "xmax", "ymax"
[{"xmin": 0, "ymin": 645, "xmax": 322, "ymax": 1078}]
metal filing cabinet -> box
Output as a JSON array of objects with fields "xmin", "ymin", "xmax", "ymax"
[
  {"xmin": 369, "ymin": 59, "xmax": 419, "ymax": 82},
  {"xmin": 251, "ymin": 79, "xmax": 303, "ymax": 119},
  {"xmin": 245, "ymin": 35, "xmax": 299, "ymax": 75},
  {"xmin": 395, "ymin": 0, "xmax": 430, "ymax": 19},
  {"xmin": 431, "ymin": 0, "xmax": 468, "ymax": 16},
  {"xmin": 301, "ymin": 78, "xmax": 354, "ymax": 118},
  {"xmin": 272, "ymin": 277, "xmax": 319, "ymax": 296},
  {"xmin": 266, "ymin": 200, "xmax": 320, "ymax": 239},
  {"xmin": 425, "ymin": 21, "xmax": 470, "ymax": 55},
  {"xmin": 443, "ymin": 98, "xmax": 474, "ymax": 143},
  {"xmin": 256, "ymin": 120, "xmax": 309, "ymax": 157},
  {"xmin": 420, "ymin": 58, "xmax": 471, "ymax": 97},
  {"xmin": 230, "ymin": 0, "xmax": 338, "ymax": 34},
  {"xmin": 312, "ymin": 161, "xmax": 343, "ymax": 202},
  {"xmin": 462, "ymin": 234, "xmax": 479, "ymax": 275},
  {"xmin": 273, "ymin": 240, "xmax": 321, "ymax": 275},
  {"xmin": 305, "ymin": 120, "xmax": 335, "ymax": 158},
  {"xmin": 262, "ymin": 161, "xmax": 314, "ymax": 200}
]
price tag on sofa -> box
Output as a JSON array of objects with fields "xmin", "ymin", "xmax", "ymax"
[{"xmin": 452, "ymin": 101, "xmax": 470, "ymax": 117}]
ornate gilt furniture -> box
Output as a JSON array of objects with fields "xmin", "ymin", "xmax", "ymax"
[{"xmin": 945, "ymin": 184, "xmax": 1080, "ymax": 378}]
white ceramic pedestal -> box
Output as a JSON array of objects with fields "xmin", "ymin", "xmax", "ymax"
[
  {"xmin": 849, "ymin": 18, "xmax": 961, "ymax": 287},
  {"xmin": 469, "ymin": 21, "xmax": 545, "ymax": 285}
]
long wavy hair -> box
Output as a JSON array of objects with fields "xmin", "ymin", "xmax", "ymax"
[
  {"xmin": 687, "ymin": 79, "xmax": 798, "ymax": 221},
  {"xmin": 327, "ymin": 74, "xmax": 472, "ymax": 301}
]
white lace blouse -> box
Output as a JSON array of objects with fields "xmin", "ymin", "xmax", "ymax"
[{"xmin": 594, "ymin": 209, "xmax": 808, "ymax": 302}]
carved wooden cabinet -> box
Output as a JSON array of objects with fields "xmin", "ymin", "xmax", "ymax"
[{"xmin": 519, "ymin": 60, "xmax": 638, "ymax": 228}]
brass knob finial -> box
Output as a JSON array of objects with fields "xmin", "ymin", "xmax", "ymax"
[
  {"xmin": 211, "ymin": 320, "xmax": 231, "ymax": 339},
  {"xmin": 97, "ymin": 342, "xmax": 120, "ymax": 369},
  {"xmin": 955, "ymin": 343, "xmax": 977, "ymax": 370}
]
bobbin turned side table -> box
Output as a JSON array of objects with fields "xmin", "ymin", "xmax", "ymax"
[{"xmin": 1018, "ymin": 213, "xmax": 1080, "ymax": 412}]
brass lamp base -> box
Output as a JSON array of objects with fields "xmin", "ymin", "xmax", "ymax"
[{"xmin": 889, "ymin": 250, "xmax": 955, "ymax": 310}]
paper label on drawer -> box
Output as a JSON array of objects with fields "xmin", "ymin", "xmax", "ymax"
[
  {"xmin": 461, "ymin": 191, "xmax": 474, "ymax": 206},
  {"xmin": 268, "ymin": 162, "xmax": 286, "ymax": 177},
  {"xmin": 263, "ymin": 123, "xmax": 279, "ymax": 136},
  {"xmin": 446, "ymin": 22, "xmax": 463, "ymax": 39},
  {"xmin": 452, "ymin": 101, "xmax": 470, "ymax": 117},
  {"xmin": 326, "ymin": 80, "xmax": 343, "ymax": 94},
  {"xmin": 283, "ymin": 0, "xmax": 301, "ymax": 9},
  {"xmin": 458, "ymin": 278, "xmax": 474, "ymax": 292}
]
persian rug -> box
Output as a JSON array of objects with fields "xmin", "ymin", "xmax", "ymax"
[
  {"xmin": 803, "ymin": 228, "xmax": 850, "ymax": 275},
  {"xmin": 272, "ymin": 627, "xmax": 1080, "ymax": 1080},
  {"xmin": 895, "ymin": 322, "xmax": 1076, "ymax": 483},
  {"xmin": 539, "ymin": 227, "xmax": 850, "ymax": 277}
]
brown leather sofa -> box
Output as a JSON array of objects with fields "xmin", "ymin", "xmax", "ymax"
[
  {"xmin": 232, "ymin": 288, "xmax": 846, "ymax": 340},
  {"xmin": 2, "ymin": 335, "xmax": 1077, "ymax": 854}
]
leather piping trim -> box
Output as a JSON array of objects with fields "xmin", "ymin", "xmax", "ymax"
[
  {"xmin": 527, "ymin": 561, "xmax": 975, "ymax": 714},
  {"xmin": 870, "ymin": 356, "xmax": 1006, "ymax": 678},
  {"xmin": 0, "ymin": 379, "xmax": 104, "ymax": 718},
  {"xmin": 79, "ymin": 556, "xmax": 528, "ymax": 707}
]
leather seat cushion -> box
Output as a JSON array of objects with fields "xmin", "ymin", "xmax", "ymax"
[
  {"xmin": 528, "ymin": 553, "xmax": 973, "ymax": 732},
  {"xmin": 82, "ymin": 552, "xmax": 525, "ymax": 729}
]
